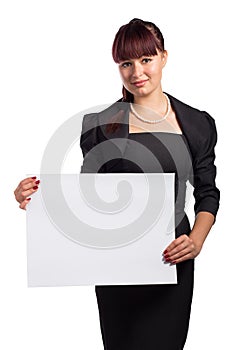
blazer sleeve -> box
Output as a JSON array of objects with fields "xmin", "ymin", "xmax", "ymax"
[
  {"xmin": 191, "ymin": 112, "xmax": 220, "ymax": 221},
  {"xmin": 79, "ymin": 113, "xmax": 105, "ymax": 173}
]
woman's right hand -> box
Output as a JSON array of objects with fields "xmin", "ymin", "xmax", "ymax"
[{"xmin": 14, "ymin": 176, "xmax": 40, "ymax": 210}]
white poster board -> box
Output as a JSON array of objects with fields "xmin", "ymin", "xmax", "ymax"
[{"xmin": 26, "ymin": 173, "xmax": 177, "ymax": 286}]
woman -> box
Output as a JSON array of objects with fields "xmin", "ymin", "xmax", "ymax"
[{"xmin": 14, "ymin": 18, "xmax": 220, "ymax": 350}]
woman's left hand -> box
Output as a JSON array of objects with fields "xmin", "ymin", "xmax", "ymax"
[{"xmin": 163, "ymin": 234, "xmax": 202, "ymax": 264}]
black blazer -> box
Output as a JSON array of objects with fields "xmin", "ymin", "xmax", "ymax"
[{"xmin": 80, "ymin": 93, "xmax": 220, "ymax": 220}]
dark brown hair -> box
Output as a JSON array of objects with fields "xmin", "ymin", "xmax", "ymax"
[
  {"xmin": 106, "ymin": 19, "xmax": 165, "ymax": 134},
  {"xmin": 112, "ymin": 18, "xmax": 165, "ymax": 102}
]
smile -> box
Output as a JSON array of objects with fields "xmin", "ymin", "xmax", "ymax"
[{"xmin": 132, "ymin": 80, "xmax": 148, "ymax": 87}]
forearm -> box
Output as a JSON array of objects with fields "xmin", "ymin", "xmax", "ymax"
[{"xmin": 189, "ymin": 211, "xmax": 215, "ymax": 250}]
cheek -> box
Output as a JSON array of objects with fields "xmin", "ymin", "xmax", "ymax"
[
  {"xmin": 118, "ymin": 68, "xmax": 125, "ymax": 79},
  {"xmin": 148, "ymin": 61, "xmax": 164, "ymax": 76},
  {"xmin": 149, "ymin": 65, "xmax": 163, "ymax": 76},
  {"xmin": 119, "ymin": 70, "xmax": 130, "ymax": 84}
]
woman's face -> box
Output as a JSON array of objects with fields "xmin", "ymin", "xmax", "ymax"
[{"xmin": 118, "ymin": 51, "xmax": 167, "ymax": 98}]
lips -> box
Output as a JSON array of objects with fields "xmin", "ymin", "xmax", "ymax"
[{"xmin": 132, "ymin": 79, "xmax": 148, "ymax": 87}]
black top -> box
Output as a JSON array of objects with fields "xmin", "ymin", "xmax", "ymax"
[
  {"xmin": 122, "ymin": 131, "xmax": 192, "ymax": 235},
  {"xmin": 80, "ymin": 94, "xmax": 220, "ymax": 220}
]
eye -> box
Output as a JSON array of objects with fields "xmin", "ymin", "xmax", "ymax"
[
  {"xmin": 120, "ymin": 61, "xmax": 132, "ymax": 68},
  {"xmin": 142, "ymin": 57, "xmax": 152, "ymax": 63}
]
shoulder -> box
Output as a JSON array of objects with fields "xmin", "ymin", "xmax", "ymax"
[
  {"xmin": 167, "ymin": 93, "xmax": 215, "ymax": 122},
  {"xmin": 81, "ymin": 112, "xmax": 99, "ymax": 133},
  {"xmin": 167, "ymin": 93, "xmax": 217, "ymax": 144},
  {"xmin": 80, "ymin": 101, "xmax": 127, "ymax": 151},
  {"xmin": 82, "ymin": 100, "xmax": 127, "ymax": 129}
]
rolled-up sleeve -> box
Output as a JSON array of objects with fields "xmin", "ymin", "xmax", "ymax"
[{"xmin": 191, "ymin": 112, "xmax": 220, "ymax": 221}]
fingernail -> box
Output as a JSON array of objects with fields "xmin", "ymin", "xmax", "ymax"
[
  {"xmin": 166, "ymin": 258, "xmax": 171, "ymax": 262},
  {"xmin": 27, "ymin": 198, "xmax": 31, "ymax": 201},
  {"xmin": 164, "ymin": 254, "xmax": 169, "ymax": 259},
  {"xmin": 31, "ymin": 176, "xmax": 37, "ymax": 179},
  {"xmin": 33, "ymin": 186, "xmax": 38, "ymax": 190},
  {"xmin": 35, "ymin": 180, "xmax": 40, "ymax": 185},
  {"xmin": 163, "ymin": 250, "xmax": 168, "ymax": 255}
]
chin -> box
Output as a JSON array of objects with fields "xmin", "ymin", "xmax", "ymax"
[{"xmin": 134, "ymin": 90, "xmax": 151, "ymax": 97}]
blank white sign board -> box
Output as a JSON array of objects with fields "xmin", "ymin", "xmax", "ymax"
[{"xmin": 26, "ymin": 173, "xmax": 177, "ymax": 286}]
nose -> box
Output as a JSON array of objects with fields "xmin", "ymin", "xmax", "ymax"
[{"xmin": 132, "ymin": 62, "xmax": 143, "ymax": 78}]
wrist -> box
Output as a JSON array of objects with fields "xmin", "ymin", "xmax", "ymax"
[{"xmin": 189, "ymin": 231, "xmax": 204, "ymax": 251}]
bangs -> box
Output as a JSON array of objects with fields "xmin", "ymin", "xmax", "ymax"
[{"xmin": 112, "ymin": 23, "xmax": 159, "ymax": 63}]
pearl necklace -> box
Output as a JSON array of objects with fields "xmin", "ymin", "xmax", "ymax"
[{"xmin": 130, "ymin": 93, "xmax": 171, "ymax": 124}]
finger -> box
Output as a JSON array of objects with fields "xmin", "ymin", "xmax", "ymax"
[
  {"xmin": 19, "ymin": 197, "xmax": 31, "ymax": 210},
  {"xmin": 15, "ymin": 176, "xmax": 37, "ymax": 192},
  {"xmin": 167, "ymin": 246, "xmax": 194, "ymax": 262},
  {"xmin": 20, "ymin": 178, "xmax": 40, "ymax": 191},
  {"xmin": 171, "ymin": 252, "xmax": 194, "ymax": 264},
  {"xmin": 21, "ymin": 185, "xmax": 39, "ymax": 198},
  {"xmin": 18, "ymin": 176, "xmax": 36, "ymax": 187}
]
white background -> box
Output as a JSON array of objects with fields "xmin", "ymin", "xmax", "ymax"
[{"xmin": 0, "ymin": 0, "xmax": 232, "ymax": 349}]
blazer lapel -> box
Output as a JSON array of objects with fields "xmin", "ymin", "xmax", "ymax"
[
  {"xmin": 166, "ymin": 93, "xmax": 201, "ymax": 158},
  {"xmin": 167, "ymin": 93, "xmax": 191, "ymax": 137}
]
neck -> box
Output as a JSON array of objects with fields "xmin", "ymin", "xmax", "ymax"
[{"xmin": 133, "ymin": 89, "xmax": 166, "ymax": 111}]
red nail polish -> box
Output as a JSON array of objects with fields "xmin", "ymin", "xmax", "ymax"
[
  {"xmin": 35, "ymin": 180, "xmax": 40, "ymax": 185},
  {"xmin": 27, "ymin": 197, "xmax": 31, "ymax": 201},
  {"xmin": 31, "ymin": 176, "xmax": 37, "ymax": 179},
  {"xmin": 163, "ymin": 250, "xmax": 168, "ymax": 254},
  {"xmin": 33, "ymin": 186, "xmax": 38, "ymax": 190}
]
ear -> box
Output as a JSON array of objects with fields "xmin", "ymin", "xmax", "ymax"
[{"xmin": 162, "ymin": 50, "xmax": 168, "ymax": 67}]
